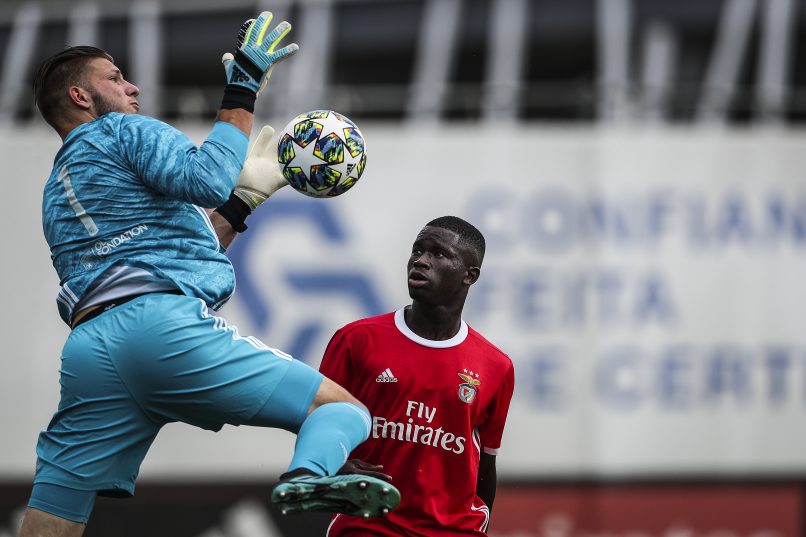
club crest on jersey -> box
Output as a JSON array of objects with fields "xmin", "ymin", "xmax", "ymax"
[{"xmin": 457, "ymin": 370, "xmax": 481, "ymax": 404}]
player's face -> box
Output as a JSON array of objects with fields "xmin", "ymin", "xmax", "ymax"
[
  {"xmin": 407, "ymin": 226, "xmax": 478, "ymax": 306},
  {"xmin": 85, "ymin": 58, "xmax": 140, "ymax": 116}
]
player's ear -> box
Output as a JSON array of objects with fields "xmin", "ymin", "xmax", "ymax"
[
  {"xmin": 67, "ymin": 85, "xmax": 92, "ymax": 110},
  {"xmin": 464, "ymin": 266, "xmax": 480, "ymax": 286}
]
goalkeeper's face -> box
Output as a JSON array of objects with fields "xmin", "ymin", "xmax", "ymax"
[{"xmin": 84, "ymin": 58, "xmax": 140, "ymax": 117}]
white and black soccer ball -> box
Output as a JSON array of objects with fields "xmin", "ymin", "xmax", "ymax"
[{"xmin": 278, "ymin": 110, "xmax": 367, "ymax": 198}]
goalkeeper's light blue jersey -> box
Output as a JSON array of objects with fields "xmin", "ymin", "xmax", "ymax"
[{"xmin": 42, "ymin": 113, "xmax": 249, "ymax": 325}]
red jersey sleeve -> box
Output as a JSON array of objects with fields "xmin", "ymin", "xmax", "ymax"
[
  {"xmin": 477, "ymin": 359, "xmax": 515, "ymax": 455},
  {"xmin": 319, "ymin": 327, "xmax": 356, "ymax": 394}
]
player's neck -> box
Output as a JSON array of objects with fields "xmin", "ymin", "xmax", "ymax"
[
  {"xmin": 59, "ymin": 111, "xmax": 97, "ymax": 140},
  {"xmin": 404, "ymin": 304, "xmax": 463, "ymax": 341}
]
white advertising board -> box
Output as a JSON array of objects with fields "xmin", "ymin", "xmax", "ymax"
[{"xmin": 2, "ymin": 125, "xmax": 805, "ymax": 479}]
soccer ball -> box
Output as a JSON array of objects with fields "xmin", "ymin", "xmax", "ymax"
[{"xmin": 278, "ymin": 110, "xmax": 368, "ymax": 198}]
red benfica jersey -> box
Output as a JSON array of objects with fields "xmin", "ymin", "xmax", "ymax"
[{"xmin": 319, "ymin": 308, "xmax": 515, "ymax": 536}]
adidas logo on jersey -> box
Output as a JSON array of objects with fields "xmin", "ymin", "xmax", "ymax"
[{"xmin": 376, "ymin": 368, "xmax": 398, "ymax": 383}]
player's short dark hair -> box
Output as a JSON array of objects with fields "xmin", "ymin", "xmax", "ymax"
[
  {"xmin": 33, "ymin": 46, "xmax": 113, "ymax": 129},
  {"xmin": 425, "ymin": 216, "xmax": 486, "ymax": 267}
]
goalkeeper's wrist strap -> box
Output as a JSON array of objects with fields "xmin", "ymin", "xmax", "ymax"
[
  {"xmin": 214, "ymin": 192, "xmax": 252, "ymax": 232},
  {"xmin": 221, "ymin": 85, "xmax": 257, "ymax": 114}
]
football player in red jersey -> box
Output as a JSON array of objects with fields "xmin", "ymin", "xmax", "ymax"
[{"xmin": 319, "ymin": 216, "xmax": 515, "ymax": 536}]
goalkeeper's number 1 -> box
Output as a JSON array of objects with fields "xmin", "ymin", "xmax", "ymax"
[{"xmin": 58, "ymin": 165, "xmax": 99, "ymax": 236}]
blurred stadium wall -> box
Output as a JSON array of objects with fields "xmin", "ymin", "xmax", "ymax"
[{"xmin": 2, "ymin": 1, "xmax": 806, "ymax": 536}]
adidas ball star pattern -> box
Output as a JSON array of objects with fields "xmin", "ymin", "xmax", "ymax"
[{"xmin": 278, "ymin": 110, "xmax": 367, "ymax": 198}]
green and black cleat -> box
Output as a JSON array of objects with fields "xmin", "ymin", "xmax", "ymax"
[{"xmin": 271, "ymin": 474, "xmax": 401, "ymax": 518}]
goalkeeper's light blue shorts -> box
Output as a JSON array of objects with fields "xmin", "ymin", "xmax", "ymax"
[{"xmin": 32, "ymin": 292, "xmax": 323, "ymax": 502}]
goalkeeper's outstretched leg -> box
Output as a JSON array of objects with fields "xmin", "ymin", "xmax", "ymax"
[{"xmin": 247, "ymin": 374, "xmax": 401, "ymax": 517}]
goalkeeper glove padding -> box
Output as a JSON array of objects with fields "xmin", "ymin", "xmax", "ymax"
[
  {"xmin": 233, "ymin": 125, "xmax": 288, "ymax": 211},
  {"xmin": 221, "ymin": 12, "xmax": 298, "ymax": 111}
]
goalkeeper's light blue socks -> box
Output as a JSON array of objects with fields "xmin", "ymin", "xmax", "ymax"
[{"xmin": 287, "ymin": 402, "xmax": 371, "ymax": 476}]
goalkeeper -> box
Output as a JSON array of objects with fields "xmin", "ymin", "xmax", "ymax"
[{"xmin": 19, "ymin": 12, "xmax": 398, "ymax": 537}]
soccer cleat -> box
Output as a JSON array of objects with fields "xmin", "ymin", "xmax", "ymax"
[{"xmin": 271, "ymin": 474, "xmax": 401, "ymax": 517}]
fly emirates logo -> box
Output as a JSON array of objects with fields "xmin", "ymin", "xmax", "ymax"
[{"xmin": 372, "ymin": 400, "xmax": 466, "ymax": 454}]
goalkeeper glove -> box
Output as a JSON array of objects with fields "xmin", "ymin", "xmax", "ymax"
[
  {"xmin": 233, "ymin": 124, "xmax": 288, "ymax": 211},
  {"xmin": 213, "ymin": 125, "xmax": 287, "ymax": 232},
  {"xmin": 221, "ymin": 12, "xmax": 298, "ymax": 111}
]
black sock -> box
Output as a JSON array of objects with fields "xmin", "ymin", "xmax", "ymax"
[{"xmin": 279, "ymin": 467, "xmax": 320, "ymax": 481}]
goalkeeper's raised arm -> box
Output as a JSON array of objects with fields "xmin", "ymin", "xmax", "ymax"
[
  {"xmin": 207, "ymin": 12, "xmax": 297, "ymax": 245},
  {"xmin": 218, "ymin": 12, "xmax": 298, "ymax": 136}
]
